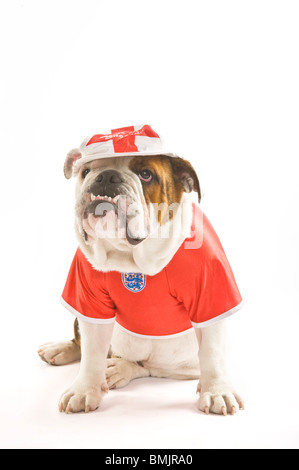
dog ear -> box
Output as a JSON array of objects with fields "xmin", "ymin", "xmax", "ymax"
[
  {"xmin": 170, "ymin": 157, "xmax": 201, "ymax": 203},
  {"xmin": 63, "ymin": 148, "xmax": 82, "ymax": 179}
]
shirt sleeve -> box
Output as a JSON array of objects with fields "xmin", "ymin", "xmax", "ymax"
[
  {"xmin": 166, "ymin": 207, "xmax": 243, "ymax": 328},
  {"xmin": 187, "ymin": 252, "xmax": 243, "ymax": 327},
  {"xmin": 61, "ymin": 248, "xmax": 116, "ymax": 324}
]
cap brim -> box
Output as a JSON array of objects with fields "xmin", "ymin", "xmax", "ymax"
[{"xmin": 73, "ymin": 151, "xmax": 179, "ymax": 172}]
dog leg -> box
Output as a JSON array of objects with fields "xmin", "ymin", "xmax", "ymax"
[
  {"xmin": 195, "ymin": 320, "xmax": 244, "ymax": 416},
  {"xmin": 106, "ymin": 357, "xmax": 150, "ymax": 389},
  {"xmin": 146, "ymin": 366, "xmax": 200, "ymax": 381},
  {"xmin": 59, "ymin": 320, "xmax": 114, "ymax": 413}
]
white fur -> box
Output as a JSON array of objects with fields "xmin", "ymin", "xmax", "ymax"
[
  {"xmin": 39, "ymin": 155, "xmax": 244, "ymax": 415},
  {"xmin": 75, "ymin": 156, "xmax": 194, "ymax": 275},
  {"xmin": 59, "ymin": 322, "xmax": 113, "ymax": 413},
  {"xmin": 78, "ymin": 193, "xmax": 193, "ymax": 275},
  {"xmin": 55, "ymin": 320, "xmax": 243, "ymax": 414}
]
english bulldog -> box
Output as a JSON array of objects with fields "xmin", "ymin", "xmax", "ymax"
[{"xmin": 38, "ymin": 125, "xmax": 244, "ymax": 415}]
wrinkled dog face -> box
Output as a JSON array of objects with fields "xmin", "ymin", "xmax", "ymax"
[
  {"xmin": 75, "ymin": 156, "xmax": 148, "ymax": 247},
  {"xmin": 69, "ymin": 154, "xmax": 200, "ymax": 250}
]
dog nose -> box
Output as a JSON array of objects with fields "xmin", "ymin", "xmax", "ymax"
[{"xmin": 95, "ymin": 170, "xmax": 123, "ymax": 185}]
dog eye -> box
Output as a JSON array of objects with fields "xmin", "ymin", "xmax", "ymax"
[
  {"xmin": 82, "ymin": 168, "xmax": 90, "ymax": 179},
  {"xmin": 138, "ymin": 169, "xmax": 153, "ymax": 183}
]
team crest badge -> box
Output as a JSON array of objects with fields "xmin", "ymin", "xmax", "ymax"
[{"xmin": 122, "ymin": 273, "xmax": 146, "ymax": 293}]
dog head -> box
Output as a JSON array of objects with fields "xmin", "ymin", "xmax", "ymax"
[{"xmin": 64, "ymin": 151, "xmax": 200, "ymax": 273}]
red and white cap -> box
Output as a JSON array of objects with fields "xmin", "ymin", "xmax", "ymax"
[{"xmin": 72, "ymin": 124, "xmax": 177, "ymax": 172}]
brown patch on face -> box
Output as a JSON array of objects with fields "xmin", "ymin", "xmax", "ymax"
[{"xmin": 129, "ymin": 155, "xmax": 200, "ymax": 224}]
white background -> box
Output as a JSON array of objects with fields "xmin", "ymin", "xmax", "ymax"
[{"xmin": 0, "ymin": 0, "xmax": 299, "ymax": 449}]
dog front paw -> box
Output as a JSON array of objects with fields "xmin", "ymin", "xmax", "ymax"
[
  {"xmin": 197, "ymin": 381, "xmax": 244, "ymax": 416},
  {"xmin": 59, "ymin": 379, "xmax": 108, "ymax": 414}
]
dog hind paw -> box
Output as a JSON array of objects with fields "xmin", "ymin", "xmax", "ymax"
[
  {"xmin": 106, "ymin": 357, "xmax": 134, "ymax": 389},
  {"xmin": 37, "ymin": 340, "xmax": 81, "ymax": 365},
  {"xmin": 106, "ymin": 357, "xmax": 150, "ymax": 389}
]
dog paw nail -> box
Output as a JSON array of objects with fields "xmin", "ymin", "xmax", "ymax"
[
  {"xmin": 221, "ymin": 406, "xmax": 227, "ymax": 416},
  {"xmin": 204, "ymin": 406, "xmax": 209, "ymax": 415}
]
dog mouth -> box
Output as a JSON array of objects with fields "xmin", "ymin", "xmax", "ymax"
[
  {"xmin": 82, "ymin": 193, "xmax": 146, "ymax": 246},
  {"xmin": 90, "ymin": 193, "xmax": 120, "ymax": 204}
]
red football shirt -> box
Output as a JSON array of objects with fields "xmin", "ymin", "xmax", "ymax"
[{"xmin": 61, "ymin": 205, "xmax": 243, "ymax": 338}]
